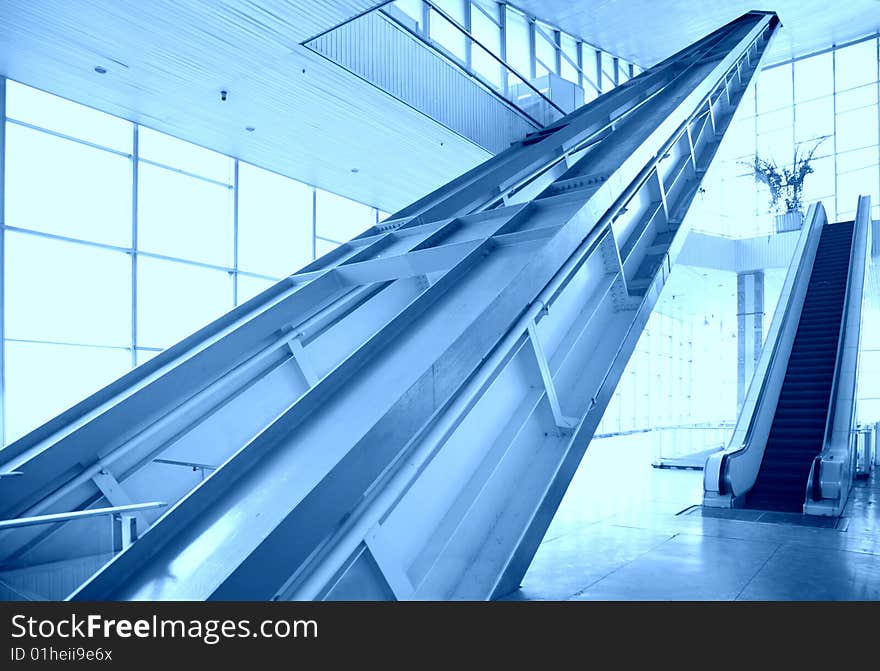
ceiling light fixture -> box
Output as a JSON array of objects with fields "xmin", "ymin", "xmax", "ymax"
[
  {"xmin": 245, "ymin": 126, "xmax": 255, "ymax": 132},
  {"xmin": 351, "ymin": 168, "xmax": 360, "ymax": 173},
  {"xmin": 94, "ymin": 66, "xmax": 107, "ymax": 74}
]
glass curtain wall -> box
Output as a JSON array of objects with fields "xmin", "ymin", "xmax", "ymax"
[
  {"xmin": 689, "ymin": 35, "xmax": 880, "ymax": 239},
  {"xmin": 389, "ymin": 0, "xmax": 628, "ymax": 108},
  {"xmin": 601, "ymin": 35, "xmax": 880, "ymax": 440},
  {"xmin": 0, "ymin": 79, "xmax": 390, "ymax": 444}
]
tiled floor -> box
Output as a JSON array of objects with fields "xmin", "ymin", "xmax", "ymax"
[{"xmin": 502, "ymin": 433, "xmax": 880, "ymax": 601}]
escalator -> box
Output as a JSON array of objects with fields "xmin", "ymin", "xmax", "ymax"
[
  {"xmin": 705, "ymin": 196, "xmax": 872, "ymax": 516},
  {"xmin": 745, "ymin": 221, "xmax": 853, "ymax": 512},
  {"xmin": 0, "ymin": 12, "xmax": 781, "ymax": 600}
]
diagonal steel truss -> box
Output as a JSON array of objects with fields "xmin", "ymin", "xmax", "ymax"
[{"xmin": 0, "ymin": 11, "xmax": 780, "ymax": 601}]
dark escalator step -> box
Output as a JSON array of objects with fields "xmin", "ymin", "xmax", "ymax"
[
  {"xmin": 750, "ymin": 481, "xmax": 810, "ymax": 496},
  {"xmin": 801, "ymin": 299, "xmax": 845, "ymax": 306},
  {"xmin": 791, "ymin": 336, "xmax": 839, "ymax": 344},
  {"xmin": 771, "ymin": 422, "xmax": 827, "ymax": 433},
  {"xmin": 795, "ymin": 319, "xmax": 842, "ymax": 327},
  {"xmin": 745, "ymin": 500, "xmax": 803, "ymax": 513},
  {"xmin": 761, "ymin": 445, "xmax": 821, "ymax": 457},
  {"xmin": 752, "ymin": 487, "xmax": 810, "ymax": 501},
  {"xmin": 767, "ymin": 425, "xmax": 826, "ymax": 435},
  {"xmin": 783, "ymin": 357, "xmax": 835, "ymax": 364},
  {"xmin": 777, "ymin": 383, "xmax": 831, "ymax": 391},
  {"xmin": 786, "ymin": 356, "xmax": 834, "ymax": 372},
  {"xmin": 766, "ymin": 438, "xmax": 825, "ymax": 449},
  {"xmin": 766, "ymin": 431, "xmax": 824, "ymax": 439},
  {"xmin": 761, "ymin": 455, "xmax": 820, "ymax": 468},
  {"xmin": 767, "ymin": 430, "xmax": 826, "ymax": 441},
  {"xmin": 776, "ymin": 393, "xmax": 830, "ymax": 402},
  {"xmin": 783, "ymin": 368, "xmax": 835, "ymax": 377},
  {"xmin": 801, "ymin": 302, "xmax": 845, "ymax": 309},
  {"xmin": 781, "ymin": 371, "xmax": 834, "ymax": 379},
  {"xmin": 785, "ymin": 356, "xmax": 837, "ymax": 365},
  {"xmin": 776, "ymin": 386, "xmax": 830, "ymax": 394},
  {"xmin": 778, "ymin": 381, "xmax": 831, "ymax": 393},
  {"xmin": 775, "ymin": 396, "xmax": 829, "ymax": 405},
  {"xmin": 800, "ymin": 303, "xmax": 845, "ymax": 310},
  {"xmin": 776, "ymin": 404, "xmax": 832, "ymax": 420},
  {"xmin": 756, "ymin": 480, "xmax": 814, "ymax": 494}
]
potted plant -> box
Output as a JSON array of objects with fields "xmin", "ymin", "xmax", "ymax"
[{"xmin": 743, "ymin": 136, "xmax": 828, "ymax": 233}]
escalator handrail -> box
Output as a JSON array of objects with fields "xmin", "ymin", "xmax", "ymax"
[
  {"xmin": 810, "ymin": 195, "xmax": 870, "ymax": 500},
  {"xmin": 821, "ymin": 216, "xmax": 859, "ymax": 450}
]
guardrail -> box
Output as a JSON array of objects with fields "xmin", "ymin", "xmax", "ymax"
[{"xmin": 0, "ymin": 502, "xmax": 167, "ymax": 552}]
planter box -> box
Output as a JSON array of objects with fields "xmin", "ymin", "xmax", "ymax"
[{"xmin": 775, "ymin": 211, "xmax": 803, "ymax": 233}]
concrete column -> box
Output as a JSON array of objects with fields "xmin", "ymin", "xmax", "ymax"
[{"xmin": 737, "ymin": 270, "xmax": 764, "ymax": 411}]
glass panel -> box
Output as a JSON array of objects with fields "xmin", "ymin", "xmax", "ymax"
[
  {"xmin": 836, "ymin": 146, "xmax": 879, "ymax": 174},
  {"xmin": 315, "ymin": 190, "xmax": 376, "ymax": 242},
  {"xmin": 801, "ymin": 154, "xmax": 835, "ymax": 206},
  {"xmin": 505, "ymin": 6, "xmax": 531, "ymax": 77},
  {"xmin": 793, "ymin": 52, "xmax": 832, "ymax": 103},
  {"xmin": 757, "ymin": 110, "xmax": 793, "ymax": 164},
  {"xmin": 378, "ymin": 210, "xmax": 392, "ymax": 222},
  {"xmin": 137, "ymin": 162, "xmax": 234, "ymax": 266},
  {"xmin": 4, "ymin": 124, "xmax": 132, "ymax": 246},
  {"xmin": 559, "ymin": 34, "xmax": 578, "ymax": 84},
  {"xmin": 836, "ymin": 83, "xmax": 878, "ymax": 113},
  {"xmin": 471, "ymin": 3, "xmax": 502, "ymax": 88},
  {"xmin": 5, "ymin": 341, "xmax": 131, "ymax": 443},
  {"xmin": 717, "ymin": 114, "xmax": 756, "ymax": 161},
  {"xmin": 738, "ymin": 81, "xmax": 757, "ymax": 117},
  {"xmin": 834, "ymin": 38, "xmax": 878, "ymax": 92},
  {"xmin": 238, "ymin": 163, "xmax": 313, "ymax": 277},
  {"xmin": 757, "ymin": 63, "xmax": 792, "ymax": 113},
  {"xmin": 315, "ymin": 238, "xmax": 341, "ymax": 257},
  {"xmin": 137, "ymin": 257, "xmax": 233, "ymax": 349},
  {"xmin": 836, "ymin": 165, "xmax": 879, "ymax": 215},
  {"xmin": 429, "ymin": 0, "xmax": 466, "ymax": 62},
  {"xmin": 135, "ymin": 349, "xmax": 161, "ymax": 367},
  {"xmin": 858, "ymin": 349, "xmax": 880, "ymax": 425},
  {"xmin": 138, "ymin": 127, "xmax": 234, "ymax": 184},
  {"xmin": 5, "ymin": 232, "xmax": 131, "ymax": 347},
  {"xmin": 794, "ymin": 96, "xmax": 834, "ymax": 146},
  {"xmin": 757, "ymin": 107, "xmax": 791, "ymax": 134},
  {"xmin": 535, "ymin": 22, "xmax": 557, "ymax": 77},
  {"xmin": 835, "ymin": 106, "xmax": 879, "ymax": 152},
  {"xmin": 580, "ymin": 44, "xmax": 599, "ymax": 101},
  {"xmin": 601, "ymin": 52, "xmax": 615, "ymax": 91},
  {"xmin": 618, "ymin": 60, "xmax": 630, "ymax": 84},
  {"xmin": 237, "ymin": 275, "xmax": 278, "ymax": 304},
  {"xmin": 392, "ymin": 0, "xmax": 424, "ymax": 30},
  {"xmin": 6, "ymin": 80, "xmax": 133, "ymax": 153}
]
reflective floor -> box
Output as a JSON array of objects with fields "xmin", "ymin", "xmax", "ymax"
[{"xmin": 503, "ymin": 433, "xmax": 880, "ymax": 600}]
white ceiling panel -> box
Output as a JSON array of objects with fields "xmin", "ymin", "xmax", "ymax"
[{"xmin": 0, "ymin": 0, "xmax": 490, "ymax": 213}]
